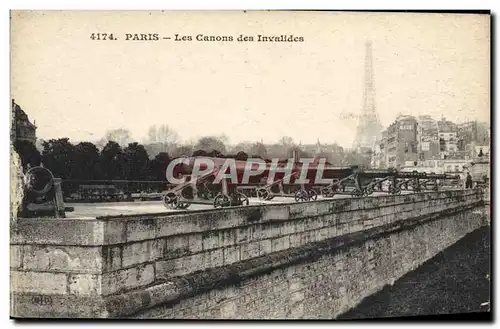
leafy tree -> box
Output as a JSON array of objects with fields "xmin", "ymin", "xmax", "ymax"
[
  {"xmin": 14, "ymin": 140, "xmax": 41, "ymax": 170},
  {"xmin": 192, "ymin": 149, "xmax": 208, "ymax": 157},
  {"xmin": 235, "ymin": 151, "xmax": 248, "ymax": 161},
  {"xmin": 73, "ymin": 142, "xmax": 102, "ymax": 180},
  {"xmin": 100, "ymin": 141, "xmax": 124, "ymax": 180},
  {"xmin": 233, "ymin": 142, "xmax": 252, "ymax": 153},
  {"xmin": 194, "ymin": 136, "xmax": 226, "ymax": 154},
  {"xmin": 249, "ymin": 142, "xmax": 268, "ymax": 159},
  {"xmin": 207, "ymin": 150, "xmax": 224, "ymax": 158},
  {"xmin": 41, "ymin": 138, "xmax": 76, "ymax": 179},
  {"xmin": 122, "ymin": 143, "xmax": 150, "ymax": 180},
  {"xmin": 149, "ymin": 152, "xmax": 170, "ymax": 181}
]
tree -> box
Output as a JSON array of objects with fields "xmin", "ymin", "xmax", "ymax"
[
  {"xmin": 104, "ymin": 128, "xmax": 133, "ymax": 147},
  {"xmin": 147, "ymin": 125, "xmax": 179, "ymax": 144},
  {"xmin": 192, "ymin": 149, "xmax": 208, "ymax": 157},
  {"xmin": 233, "ymin": 142, "xmax": 252, "ymax": 153},
  {"xmin": 149, "ymin": 152, "xmax": 170, "ymax": 181},
  {"xmin": 100, "ymin": 141, "xmax": 125, "ymax": 180},
  {"xmin": 207, "ymin": 150, "xmax": 224, "ymax": 158},
  {"xmin": 249, "ymin": 142, "xmax": 268, "ymax": 159},
  {"xmin": 14, "ymin": 140, "xmax": 41, "ymax": 170},
  {"xmin": 235, "ymin": 151, "xmax": 249, "ymax": 161},
  {"xmin": 279, "ymin": 136, "xmax": 294, "ymax": 148},
  {"xmin": 171, "ymin": 145, "xmax": 193, "ymax": 158},
  {"xmin": 122, "ymin": 143, "xmax": 150, "ymax": 180},
  {"xmin": 194, "ymin": 136, "xmax": 226, "ymax": 154},
  {"xmin": 41, "ymin": 138, "xmax": 76, "ymax": 179},
  {"xmin": 73, "ymin": 142, "xmax": 101, "ymax": 180}
]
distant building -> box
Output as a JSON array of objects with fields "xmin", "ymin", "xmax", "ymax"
[
  {"xmin": 371, "ymin": 130, "xmax": 388, "ymax": 169},
  {"xmin": 401, "ymin": 159, "xmax": 471, "ymax": 174},
  {"xmin": 373, "ymin": 114, "xmax": 490, "ymax": 169},
  {"xmin": 417, "ymin": 115, "xmax": 440, "ymax": 160},
  {"xmin": 437, "ymin": 118, "xmax": 458, "ymax": 156},
  {"xmin": 385, "ymin": 115, "xmax": 419, "ymax": 168},
  {"xmin": 11, "ymin": 99, "xmax": 37, "ymax": 145}
]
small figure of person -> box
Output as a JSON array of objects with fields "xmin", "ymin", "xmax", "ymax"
[{"xmin": 465, "ymin": 172, "xmax": 473, "ymax": 189}]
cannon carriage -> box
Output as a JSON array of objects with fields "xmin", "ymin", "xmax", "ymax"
[
  {"xmin": 255, "ymin": 171, "xmax": 319, "ymax": 202},
  {"xmin": 18, "ymin": 166, "xmax": 73, "ymax": 218},
  {"xmin": 160, "ymin": 155, "xmax": 464, "ymax": 210},
  {"xmin": 162, "ymin": 171, "xmax": 250, "ymax": 210},
  {"xmin": 320, "ymin": 169, "xmax": 460, "ymax": 198}
]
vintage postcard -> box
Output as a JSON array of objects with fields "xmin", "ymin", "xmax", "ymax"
[{"xmin": 9, "ymin": 10, "xmax": 491, "ymax": 320}]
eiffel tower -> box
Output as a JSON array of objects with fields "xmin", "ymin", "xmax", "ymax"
[{"xmin": 353, "ymin": 41, "xmax": 382, "ymax": 151}]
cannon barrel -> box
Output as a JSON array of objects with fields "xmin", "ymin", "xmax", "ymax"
[{"xmin": 24, "ymin": 166, "xmax": 55, "ymax": 195}]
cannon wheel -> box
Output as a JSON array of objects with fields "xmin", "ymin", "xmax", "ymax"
[
  {"xmin": 389, "ymin": 186, "xmax": 402, "ymax": 195},
  {"xmin": 256, "ymin": 188, "xmax": 270, "ymax": 201},
  {"xmin": 365, "ymin": 186, "xmax": 375, "ymax": 196},
  {"xmin": 178, "ymin": 201, "xmax": 191, "ymax": 209},
  {"xmin": 351, "ymin": 188, "xmax": 363, "ymax": 198},
  {"xmin": 294, "ymin": 189, "xmax": 309, "ymax": 202},
  {"xmin": 321, "ymin": 187, "xmax": 335, "ymax": 198},
  {"xmin": 308, "ymin": 189, "xmax": 318, "ymax": 201},
  {"xmin": 235, "ymin": 191, "xmax": 250, "ymax": 206},
  {"xmin": 162, "ymin": 192, "xmax": 180, "ymax": 209},
  {"xmin": 214, "ymin": 193, "xmax": 232, "ymax": 208}
]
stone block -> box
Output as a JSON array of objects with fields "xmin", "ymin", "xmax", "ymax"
[
  {"xmin": 210, "ymin": 249, "xmax": 224, "ymax": 268},
  {"xmin": 122, "ymin": 239, "xmax": 164, "ymax": 267},
  {"xmin": 294, "ymin": 219, "xmax": 306, "ymax": 233},
  {"xmin": 271, "ymin": 236, "xmax": 289, "ymax": 252},
  {"xmin": 202, "ymin": 231, "xmax": 220, "ymax": 251},
  {"xmin": 281, "ymin": 221, "xmax": 296, "ymax": 235},
  {"xmin": 102, "ymin": 245, "xmax": 122, "ymax": 272},
  {"xmin": 102, "ymin": 264, "xmax": 154, "ymax": 296},
  {"xmin": 11, "ymin": 271, "xmax": 67, "ymax": 294},
  {"xmin": 261, "ymin": 206, "xmax": 290, "ymax": 222},
  {"xmin": 125, "ymin": 218, "xmax": 156, "ymax": 242},
  {"xmin": 68, "ymin": 274, "xmax": 102, "ymax": 296},
  {"xmin": 223, "ymin": 246, "xmax": 241, "ymax": 265},
  {"xmin": 23, "ymin": 245, "xmax": 102, "ymax": 273},
  {"xmin": 259, "ymin": 239, "xmax": 272, "ymax": 256},
  {"xmin": 102, "ymin": 220, "xmax": 127, "ymax": 245},
  {"xmin": 218, "ymin": 229, "xmax": 236, "ymax": 248},
  {"xmin": 11, "ymin": 219, "xmax": 105, "ymax": 246},
  {"xmin": 164, "ymin": 235, "xmax": 190, "ymax": 259},
  {"xmin": 10, "ymin": 245, "xmax": 23, "ymax": 269},
  {"xmin": 154, "ymin": 259, "xmax": 176, "ymax": 280}
]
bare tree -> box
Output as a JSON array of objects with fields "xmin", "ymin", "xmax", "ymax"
[
  {"xmin": 103, "ymin": 128, "xmax": 133, "ymax": 147},
  {"xmin": 279, "ymin": 136, "xmax": 294, "ymax": 148},
  {"xmin": 147, "ymin": 124, "xmax": 179, "ymax": 144}
]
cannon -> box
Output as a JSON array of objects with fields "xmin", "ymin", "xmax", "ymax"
[
  {"xmin": 19, "ymin": 166, "xmax": 74, "ymax": 218},
  {"xmin": 162, "ymin": 171, "xmax": 250, "ymax": 210},
  {"xmin": 255, "ymin": 171, "xmax": 318, "ymax": 202}
]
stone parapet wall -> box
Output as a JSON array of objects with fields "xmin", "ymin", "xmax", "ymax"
[{"xmin": 10, "ymin": 189, "xmax": 486, "ymax": 318}]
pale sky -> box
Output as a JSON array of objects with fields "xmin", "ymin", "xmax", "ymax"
[{"xmin": 11, "ymin": 11, "xmax": 490, "ymax": 148}]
